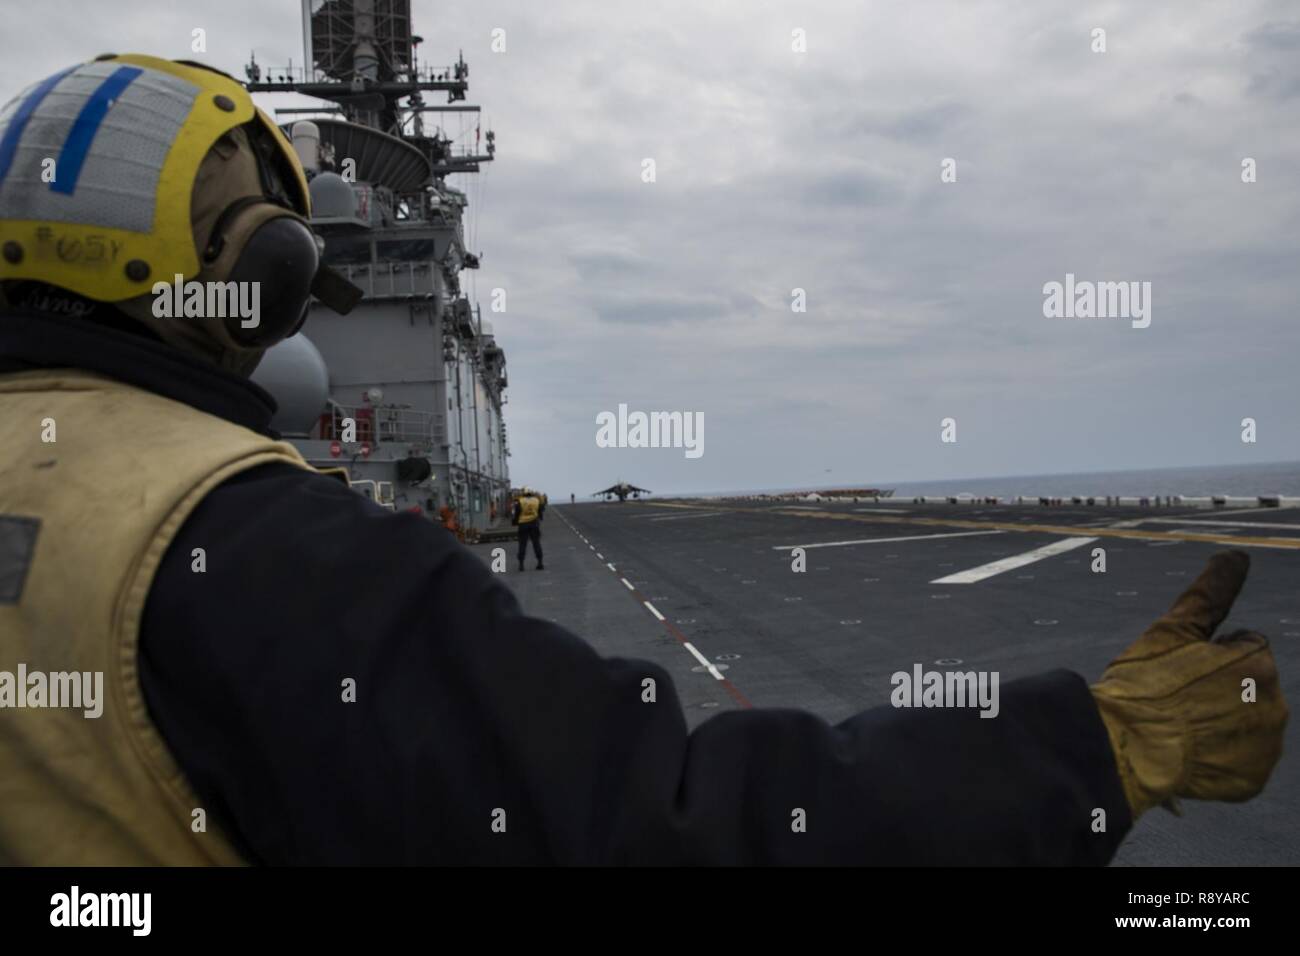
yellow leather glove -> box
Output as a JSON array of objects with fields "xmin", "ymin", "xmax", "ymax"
[{"xmin": 1091, "ymin": 550, "xmax": 1288, "ymax": 819}]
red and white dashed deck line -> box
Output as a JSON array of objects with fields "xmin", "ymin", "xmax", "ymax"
[
  {"xmin": 555, "ymin": 509, "xmax": 751, "ymax": 705},
  {"xmin": 683, "ymin": 643, "xmax": 725, "ymax": 680}
]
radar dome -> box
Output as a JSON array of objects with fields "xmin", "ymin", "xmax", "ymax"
[
  {"xmin": 309, "ymin": 172, "xmax": 356, "ymax": 218},
  {"xmin": 251, "ymin": 334, "xmax": 330, "ymax": 436}
]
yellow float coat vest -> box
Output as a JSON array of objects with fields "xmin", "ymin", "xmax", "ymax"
[
  {"xmin": 0, "ymin": 368, "xmax": 310, "ymax": 864},
  {"xmin": 516, "ymin": 496, "xmax": 540, "ymax": 524}
]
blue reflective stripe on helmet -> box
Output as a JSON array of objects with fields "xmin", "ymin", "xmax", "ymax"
[
  {"xmin": 0, "ymin": 66, "xmax": 77, "ymax": 187},
  {"xmin": 50, "ymin": 65, "xmax": 144, "ymax": 196}
]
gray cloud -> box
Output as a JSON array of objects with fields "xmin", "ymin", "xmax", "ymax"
[
  {"xmin": 878, "ymin": 102, "xmax": 974, "ymax": 143},
  {"xmin": 589, "ymin": 292, "xmax": 730, "ymax": 325},
  {"xmin": 800, "ymin": 169, "xmax": 901, "ymax": 207},
  {"xmin": 1243, "ymin": 20, "xmax": 1300, "ymax": 99},
  {"xmin": 3, "ymin": 0, "xmax": 1298, "ymax": 495},
  {"xmin": 1243, "ymin": 20, "xmax": 1300, "ymax": 51}
]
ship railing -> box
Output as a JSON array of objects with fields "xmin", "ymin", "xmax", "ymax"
[
  {"xmin": 338, "ymin": 262, "xmax": 434, "ymax": 300},
  {"xmin": 317, "ymin": 404, "xmax": 445, "ymax": 445},
  {"xmin": 250, "ymin": 63, "xmax": 465, "ymax": 85},
  {"xmin": 413, "ymin": 64, "xmax": 467, "ymax": 84},
  {"xmin": 253, "ymin": 65, "xmax": 313, "ymax": 85}
]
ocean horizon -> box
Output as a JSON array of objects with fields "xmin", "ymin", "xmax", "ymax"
[{"xmin": 665, "ymin": 459, "xmax": 1300, "ymax": 500}]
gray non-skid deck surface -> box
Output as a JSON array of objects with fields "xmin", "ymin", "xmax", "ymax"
[{"xmin": 470, "ymin": 500, "xmax": 1300, "ymax": 865}]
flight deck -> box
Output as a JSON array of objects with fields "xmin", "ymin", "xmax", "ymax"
[{"xmin": 473, "ymin": 498, "xmax": 1300, "ymax": 866}]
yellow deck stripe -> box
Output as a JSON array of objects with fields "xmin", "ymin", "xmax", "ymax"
[{"xmin": 642, "ymin": 501, "xmax": 1300, "ymax": 550}]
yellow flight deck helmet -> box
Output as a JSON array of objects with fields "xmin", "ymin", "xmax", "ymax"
[{"xmin": 0, "ymin": 54, "xmax": 359, "ymax": 372}]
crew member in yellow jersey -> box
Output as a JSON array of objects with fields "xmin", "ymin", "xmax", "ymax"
[{"xmin": 511, "ymin": 487, "xmax": 544, "ymax": 571}]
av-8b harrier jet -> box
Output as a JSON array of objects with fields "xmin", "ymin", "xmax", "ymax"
[{"xmin": 593, "ymin": 480, "xmax": 652, "ymax": 502}]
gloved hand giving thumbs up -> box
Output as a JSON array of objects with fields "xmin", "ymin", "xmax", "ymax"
[{"xmin": 1091, "ymin": 550, "xmax": 1288, "ymax": 819}]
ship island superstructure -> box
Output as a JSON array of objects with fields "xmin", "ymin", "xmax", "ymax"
[{"xmin": 247, "ymin": 0, "xmax": 510, "ymax": 537}]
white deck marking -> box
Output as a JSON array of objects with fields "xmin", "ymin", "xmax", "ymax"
[
  {"xmin": 930, "ymin": 537, "xmax": 1098, "ymax": 584},
  {"xmin": 644, "ymin": 601, "xmax": 665, "ymax": 621},
  {"xmin": 853, "ymin": 508, "xmax": 911, "ymax": 514},
  {"xmin": 684, "ymin": 642, "xmax": 725, "ymax": 680},
  {"xmin": 606, "ymin": 562, "xmax": 617, "ymax": 571},
  {"xmin": 628, "ymin": 512, "xmax": 698, "ymax": 519},
  {"xmin": 596, "ymin": 552, "xmax": 604, "ymax": 559},
  {"xmin": 772, "ymin": 530, "xmax": 1004, "ymax": 551},
  {"xmin": 621, "ymin": 577, "xmax": 635, "ymax": 591},
  {"xmin": 648, "ymin": 512, "xmax": 727, "ymax": 521}
]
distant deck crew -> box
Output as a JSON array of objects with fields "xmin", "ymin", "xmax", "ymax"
[
  {"xmin": 0, "ymin": 55, "xmax": 1286, "ymax": 866},
  {"xmin": 439, "ymin": 504, "xmax": 460, "ymax": 537}
]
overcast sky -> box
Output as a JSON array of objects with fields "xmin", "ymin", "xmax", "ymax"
[{"xmin": 6, "ymin": 1, "xmax": 1299, "ymax": 495}]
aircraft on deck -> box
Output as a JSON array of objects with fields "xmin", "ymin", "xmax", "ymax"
[{"xmin": 593, "ymin": 480, "xmax": 652, "ymax": 502}]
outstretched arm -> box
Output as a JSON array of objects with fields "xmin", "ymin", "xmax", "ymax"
[{"xmin": 141, "ymin": 464, "xmax": 1132, "ymax": 864}]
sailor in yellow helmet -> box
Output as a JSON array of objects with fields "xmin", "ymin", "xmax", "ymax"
[
  {"xmin": 0, "ymin": 55, "xmax": 357, "ymax": 864},
  {"xmin": 0, "ymin": 55, "xmax": 357, "ymax": 373},
  {"xmin": 0, "ymin": 56, "xmax": 1287, "ymax": 868}
]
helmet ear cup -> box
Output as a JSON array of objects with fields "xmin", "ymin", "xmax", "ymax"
[{"xmin": 223, "ymin": 215, "xmax": 319, "ymax": 347}]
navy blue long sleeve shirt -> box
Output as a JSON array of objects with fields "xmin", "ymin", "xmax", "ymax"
[{"xmin": 2, "ymin": 309, "xmax": 1133, "ymax": 865}]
